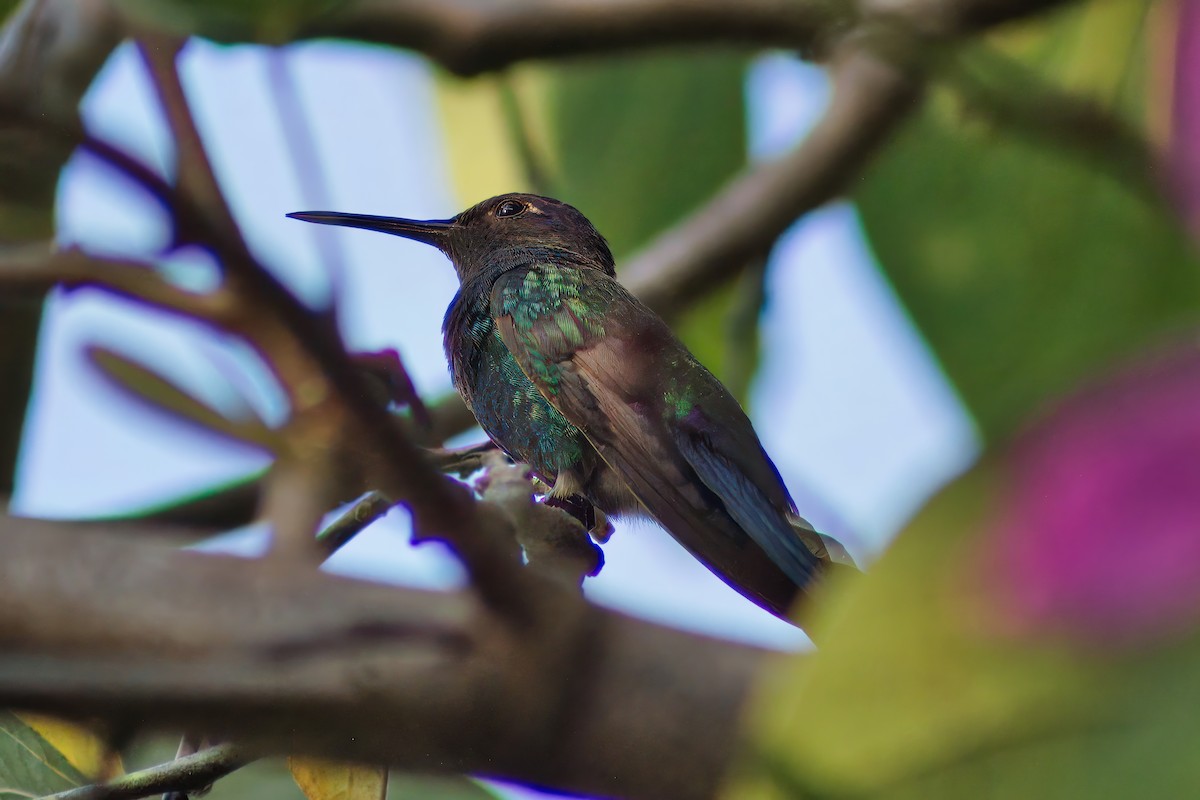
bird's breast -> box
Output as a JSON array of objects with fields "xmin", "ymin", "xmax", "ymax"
[{"xmin": 444, "ymin": 298, "xmax": 589, "ymax": 482}]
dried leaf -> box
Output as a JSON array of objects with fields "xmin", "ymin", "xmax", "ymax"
[{"xmin": 289, "ymin": 757, "xmax": 387, "ymax": 800}]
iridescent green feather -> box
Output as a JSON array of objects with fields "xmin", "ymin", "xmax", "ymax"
[{"xmin": 500, "ymin": 265, "xmax": 606, "ymax": 392}]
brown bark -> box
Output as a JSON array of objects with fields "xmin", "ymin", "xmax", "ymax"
[{"xmin": 0, "ymin": 515, "xmax": 765, "ymax": 800}]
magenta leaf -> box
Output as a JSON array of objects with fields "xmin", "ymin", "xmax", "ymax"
[{"xmin": 988, "ymin": 343, "xmax": 1200, "ymax": 645}]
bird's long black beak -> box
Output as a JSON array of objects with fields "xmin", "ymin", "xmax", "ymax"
[{"xmin": 286, "ymin": 211, "xmax": 455, "ymax": 247}]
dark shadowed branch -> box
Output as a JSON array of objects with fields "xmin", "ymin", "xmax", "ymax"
[
  {"xmin": 0, "ymin": 0, "xmax": 122, "ymax": 497},
  {"xmin": 135, "ymin": 34, "xmax": 250, "ymax": 252},
  {"xmin": 307, "ymin": 0, "xmax": 846, "ymax": 76},
  {"xmin": 300, "ymin": 0, "xmax": 1076, "ymax": 77}
]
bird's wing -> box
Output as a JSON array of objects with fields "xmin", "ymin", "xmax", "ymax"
[{"xmin": 490, "ymin": 266, "xmax": 824, "ymax": 607}]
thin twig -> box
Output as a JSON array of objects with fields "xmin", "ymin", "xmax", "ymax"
[
  {"xmin": 316, "ymin": 491, "xmax": 394, "ymax": 558},
  {"xmin": 43, "ymin": 743, "xmax": 249, "ymax": 800}
]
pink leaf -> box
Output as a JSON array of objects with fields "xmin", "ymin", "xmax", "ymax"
[{"xmin": 987, "ymin": 343, "xmax": 1200, "ymax": 645}]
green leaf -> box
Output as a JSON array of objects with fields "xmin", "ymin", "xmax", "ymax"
[
  {"xmin": 723, "ymin": 466, "xmax": 1101, "ymax": 798},
  {"xmin": 16, "ymin": 714, "xmax": 122, "ymax": 779},
  {"xmin": 532, "ymin": 53, "xmax": 747, "ymax": 258},
  {"xmin": 436, "ymin": 53, "xmax": 760, "ymax": 398},
  {"xmin": 853, "ymin": 0, "xmax": 1200, "ymax": 443},
  {"xmin": 0, "ymin": 710, "xmax": 88, "ymax": 798}
]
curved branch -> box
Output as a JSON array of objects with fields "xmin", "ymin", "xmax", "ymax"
[
  {"xmin": 624, "ymin": 43, "xmax": 919, "ymax": 317},
  {"xmin": 311, "ymin": 0, "xmax": 845, "ymax": 76}
]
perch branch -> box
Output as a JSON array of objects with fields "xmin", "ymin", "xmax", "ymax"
[
  {"xmin": 47, "ymin": 744, "xmax": 251, "ymax": 800},
  {"xmin": 0, "ymin": 516, "xmax": 765, "ymax": 800}
]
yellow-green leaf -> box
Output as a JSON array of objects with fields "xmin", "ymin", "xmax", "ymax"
[
  {"xmin": 433, "ymin": 72, "xmax": 534, "ymax": 204},
  {"xmin": 289, "ymin": 757, "xmax": 387, "ymax": 800},
  {"xmin": 0, "ymin": 710, "xmax": 88, "ymax": 798},
  {"xmin": 16, "ymin": 713, "xmax": 121, "ymax": 779},
  {"xmin": 727, "ymin": 339, "xmax": 1200, "ymax": 798}
]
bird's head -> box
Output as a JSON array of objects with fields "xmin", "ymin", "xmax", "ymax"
[{"xmin": 288, "ymin": 192, "xmax": 616, "ymax": 283}]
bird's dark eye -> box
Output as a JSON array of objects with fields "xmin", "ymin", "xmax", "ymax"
[{"xmin": 495, "ymin": 199, "xmax": 525, "ymax": 218}]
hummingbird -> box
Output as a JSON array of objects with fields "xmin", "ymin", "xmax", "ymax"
[{"xmin": 288, "ymin": 193, "xmax": 852, "ymax": 620}]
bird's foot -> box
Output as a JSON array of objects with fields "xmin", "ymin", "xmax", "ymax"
[{"xmin": 543, "ymin": 494, "xmax": 614, "ymax": 543}]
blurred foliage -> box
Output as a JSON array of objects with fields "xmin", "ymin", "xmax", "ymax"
[
  {"xmin": 726, "ymin": 339, "xmax": 1200, "ymax": 798},
  {"xmin": 854, "ymin": 0, "xmax": 1200, "ymax": 442},
  {"xmin": 387, "ymin": 773, "xmax": 499, "ymax": 799},
  {"xmin": 726, "ymin": 463, "xmax": 1200, "ymax": 799},
  {"xmin": 0, "ymin": 734, "xmax": 502, "ymax": 800},
  {"xmin": 727, "ymin": 1, "xmax": 1200, "ymax": 797},
  {"xmin": 436, "ymin": 52, "xmax": 763, "ymax": 399},
  {"xmin": 0, "ymin": 711, "xmax": 87, "ymax": 798}
]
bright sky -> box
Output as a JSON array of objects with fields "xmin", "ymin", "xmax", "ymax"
[{"xmin": 13, "ymin": 39, "xmax": 977, "ymax": 798}]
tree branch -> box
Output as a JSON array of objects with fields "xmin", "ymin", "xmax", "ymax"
[
  {"xmin": 0, "ymin": 0, "xmax": 122, "ymax": 497},
  {"xmin": 624, "ymin": 42, "xmax": 921, "ymax": 319},
  {"xmin": 47, "ymin": 744, "xmax": 250, "ymax": 800},
  {"xmin": 0, "ymin": 515, "xmax": 764, "ymax": 800},
  {"xmin": 308, "ymin": 0, "xmax": 847, "ymax": 77},
  {"xmin": 134, "ymin": 34, "xmax": 250, "ymax": 253},
  {"xmin": 315, "ymin": 490, "xmax": 394, "ymax": 558}
]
